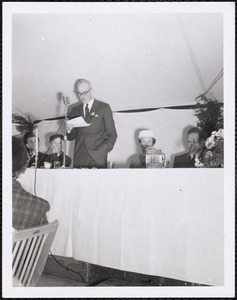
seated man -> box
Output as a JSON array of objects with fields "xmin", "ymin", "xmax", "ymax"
[
  {"xmin": 173, "ymin": 127, "xmax": 202, "ymax": 168},
  {"xmin": 12, "ymin": 136, "xmax": 50, "ymax": 230},
  {"xmin": 129, "ymin": 130, "xmax": 156, "ymax": 168},
  {"xmin": 24, "ymin": 132, "xmax": 48, "ymax": 168},
  {"xmin": 45, "ymin": 134, "xmax": 71, "ymax": 168}
]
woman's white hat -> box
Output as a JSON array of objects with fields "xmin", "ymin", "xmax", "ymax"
[{"xmin": 138, "ymin": 130, "xmax": 155, "ymax": 140}]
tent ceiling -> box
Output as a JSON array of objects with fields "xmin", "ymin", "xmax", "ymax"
[{"xmin": 12, "ymin": 13, "xmax": 223, "ymax": 120}]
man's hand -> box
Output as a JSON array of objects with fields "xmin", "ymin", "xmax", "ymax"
[{"xmin": 66, "ymin": 123, "xmax": 74, "ymax": 133}]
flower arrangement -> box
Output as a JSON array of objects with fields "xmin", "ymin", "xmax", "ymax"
[
  {"xmin": 12, "ymin": 114, "xmax": 35, "ymax": 134},
  {"xmin": 194, "ymin": 95, "xmax": 224, "ymax": 168},
  {"xmin": 194, "ymin": 95, "xmax": 223, "ymax": 140},
  {"xmin": 12, "ymin": 114, "xmax": 38, "ymax": 144},
  {"xmin": 195, "ymin": 129, "xmax": 224, "ymax": 168}
]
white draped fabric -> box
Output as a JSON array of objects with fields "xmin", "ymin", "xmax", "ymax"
[{"xmin": 18, "ymin": 168, "xmax": 224, "ymax": 286}]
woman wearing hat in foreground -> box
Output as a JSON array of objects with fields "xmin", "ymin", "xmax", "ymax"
[
  {"xmin": 129, "ymin": 130, "xmax": 156, "ymax": 168},
  {"xmin": 45, "ymin": 134, "xmax": 71, "ymax": 168}
]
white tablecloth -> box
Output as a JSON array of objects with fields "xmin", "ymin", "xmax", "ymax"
[{"xmin": 18, "ymin": 168, "xmax": 224, "ymax": 285}]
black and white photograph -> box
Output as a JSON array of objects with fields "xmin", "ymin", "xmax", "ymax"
[{"xmin": 2, "ymin": 2, "xmax": 235, "ymax": 298}]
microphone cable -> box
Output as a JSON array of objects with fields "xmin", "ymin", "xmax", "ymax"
[{"xmin": 49, "ymin": 251, "xmax": 86, "ymax": 283}]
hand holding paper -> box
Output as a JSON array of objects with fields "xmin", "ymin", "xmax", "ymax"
[
  {"xmin": 66, "ymin": 123, "xmax": 74, "ymax": 133},
  {"xmin": 67, "ymin": 116, "xmax": 91, "ymax": 128}
]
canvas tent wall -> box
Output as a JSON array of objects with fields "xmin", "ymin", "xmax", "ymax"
[{"xmin": 12, "ymin": 12, "xmax": 223, "ymax": 166}]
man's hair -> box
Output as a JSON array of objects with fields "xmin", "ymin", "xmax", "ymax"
[
  {"xmin": 187, "ymin": 127, "xmax": 203, "ymax": 140},
  {"xmin": 24, "ymin": 132, "xmax": 40, "ymax": 145},
  {"xmin": 74, "ymin": 79, "xmax": 91, "ymax": 91},
  {"xmin": 12, "ymin": 136, "xmax": 29, "ymax": 178},
  {"xmin": 187, "ymin": 127, "xmax": 200, "ymax": 135}
]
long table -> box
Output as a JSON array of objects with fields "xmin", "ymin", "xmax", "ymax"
[{"xmin": 18, "ymin": 168, "xmax": 224, "ymax": 286}]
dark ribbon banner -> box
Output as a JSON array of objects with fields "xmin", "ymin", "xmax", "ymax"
[
  {"xmin": 33, "ymin": 103, "xmax": 223, "ymax": 124},
  {"xmin": 116, "ymin": 104, "xmax": 197, "ymax": 113}
]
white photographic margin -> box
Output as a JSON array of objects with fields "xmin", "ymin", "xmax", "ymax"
[{"xmin": 2, "ymin": 2, "xmax": 235, "ymax": 298}]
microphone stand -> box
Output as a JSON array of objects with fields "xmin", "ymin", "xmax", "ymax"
[
  {"xmin": 35, "ymin": 124, "xmax": 39, "ymax": 169},
  {"xmin": 62, "ymin": 97, "xmax": 69, "ymax": 168},
  {"xmin": 33, "ymin": 120, "xmax": 43, "ymax": 169}
]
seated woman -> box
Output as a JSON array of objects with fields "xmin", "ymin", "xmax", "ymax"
[
  {"xmin": 129, "ymin": 130, "xmax": 156, "ymax": 168},
  {"xmin": 45, "ymin": 134, "xmax": 71, "ymax": 168}
]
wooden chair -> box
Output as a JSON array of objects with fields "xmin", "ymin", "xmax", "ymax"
[{"xmin": 12, "ymin": 220, "xmax": 58, "ymax": 287}]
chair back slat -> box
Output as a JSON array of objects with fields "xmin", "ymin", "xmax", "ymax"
[
  {"xmin": 12, "ymin": 220, "xmax": 58, "ymax": 287},
  {"xmin": 25, "ymin": 235, "xmax": 46, "ymax": 286},
  {"xmin": 19, "ymin": 236, "xmax": 38, "ymax": 284},
  {"xmin": 14, "ymin": 239, "xmax": 31, "ymax": 278},
  {"xmin": 21, "ymin": 235, "xmax": 42, "ymax": 286},
  {"xmin": 12, "ymin": 240, "xmax": 22, "ymax": 261},
  {"xmin": 13, "ymin": 240, "xmax": 26, "ymax": 274}
]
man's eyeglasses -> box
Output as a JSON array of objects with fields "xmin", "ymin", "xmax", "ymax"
[{"xmin": 76, "ymin": 87, "xmax": 92, "ymax": 97}]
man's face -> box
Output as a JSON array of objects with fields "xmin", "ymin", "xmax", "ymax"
[
  {"xmin": 187, "ymin": 132, "xmax": 201, "ymax": 155},
  {"xmin": 26, "ymin": 137, "xmax": 38, "ymax": 152},
  {"xmin": 76, "ymin": 82, "xmax": 93, "ymax": 104},
  {"xmin": 140, "ymin": 137, "xmax": 154, "ymax": 153},
  {"xmin": 51, "ymin": 137, "xmax": 62, "ymax": 154}
]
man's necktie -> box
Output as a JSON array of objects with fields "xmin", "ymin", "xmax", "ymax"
[{"xmin": 85, "ymin": 104, "xmax": 90, "ymax": 122}]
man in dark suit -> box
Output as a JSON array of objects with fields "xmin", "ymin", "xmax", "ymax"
[
  {"xmin": 45, "ymin": 134, "xmax": 71, "ymax": 168},
  {"xmin": 12, "ymin": 136, "xmax": 50, "ymax": 230},
  {"xmin": 67, "ymin": 79, "xmax": 117, "ymax": 168},
  {"xmin": 24, "ymin": 132, "xmax": 48, "ymax": 168},
  {"xmin": 173, "ymin": 127, "xmax": 202, "ymax": 168}
]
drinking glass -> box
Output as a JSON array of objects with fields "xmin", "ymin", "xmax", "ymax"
[
  {"xmin": 146, "ymin": 148, "xmax": 166, "ymax": 168},
  {"xmin": 53, "ymin": 161, "xmax": 61, "ymax": 169}
]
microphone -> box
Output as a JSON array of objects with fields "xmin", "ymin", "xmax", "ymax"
[{"xmin": 63, "ymin": 96, "xmax": 70, "ymax": 105}]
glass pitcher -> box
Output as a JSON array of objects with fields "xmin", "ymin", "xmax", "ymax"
[{"xmin": 145, "ymin": 147, "xmax": 166, "ymax": 168}]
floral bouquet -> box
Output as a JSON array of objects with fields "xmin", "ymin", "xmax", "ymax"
[
  {"xmin": 12, "ymin": 114, "xmax": 35, "ymax": 134},
  {"xmin": 195, "ymin": 129, "xmax": 224, "ymax": 168}
]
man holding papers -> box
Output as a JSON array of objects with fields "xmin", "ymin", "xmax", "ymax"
[{"xmin": 67, "ymin": 79, "xmax": 117, "ymax": 168}]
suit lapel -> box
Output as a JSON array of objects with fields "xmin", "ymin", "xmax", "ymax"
[
  {"xmin": 86, "ymin": 99, "xmax": 99, "ymax": 123},
  {"xmin": 90, "ymin": 99, "xmax": 98, "ymax": 114}
]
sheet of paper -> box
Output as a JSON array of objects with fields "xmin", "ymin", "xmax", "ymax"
[{"xmin": 67, "ymin": 116, "xmax": 91, "ymax": 127}]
